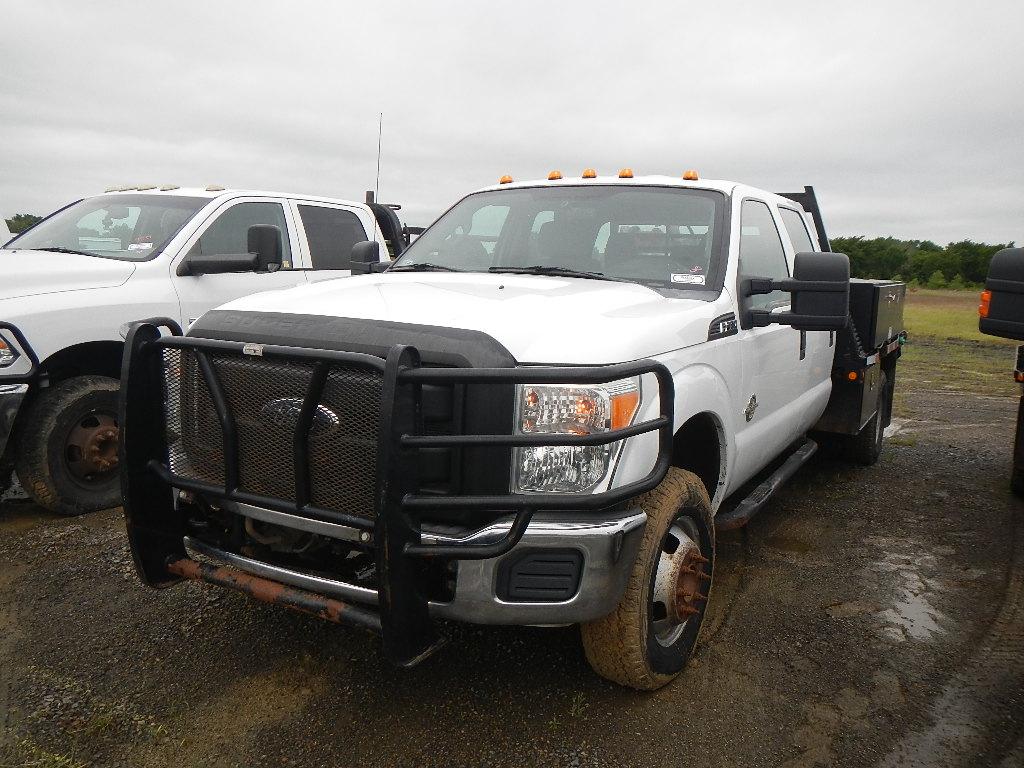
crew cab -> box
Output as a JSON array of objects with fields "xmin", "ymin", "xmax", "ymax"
[
  {"xmin": 0, "ymin": 186, "xmax": 404, "ymax": 514},
  {"xmin": 120, "ymin": 170, "xmax": 905, "ymax": 689}
]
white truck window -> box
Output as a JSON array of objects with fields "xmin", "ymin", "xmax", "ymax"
[
  {"xmin": 740, "ymin": 200, "xmax": 789, "ymax": 309},
  {"xmin": 297, "ymin": 205, "xmax": 367, "ymax": 270},
  {"xmin": 779, "ymin": 207, "xmax": 815, "ymax": 254},
  {"xmin": 196, "ymin": 202, "xmax": 293, "ymax": 268}
]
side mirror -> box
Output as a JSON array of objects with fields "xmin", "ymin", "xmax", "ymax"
[
  {"xmin": 247, "ymin": 224, "xmax": 283, "ymax": 272},
  {"xmin": 744, "ymin": 251, "xmax": 850, "ymax": 331},
  {"xmin": 350, "ymin": 240, "xmax": 387, "ymax": 274},
  {"xmin": 179, "ymin": 251, "xmax": 259, "ymax": 276},
  {"xmin": 979, "ymin": 247, "xmax": 1024, "ymax": 340}
]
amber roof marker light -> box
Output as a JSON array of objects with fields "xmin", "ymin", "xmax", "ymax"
[
  {"xmin": 582, "ymin": 168, "xmax": 597, "ymax": 179},
  {"xmin": 618, "ymin": 168, "xmax": 634, "ymax": 178},
  {"xmin": 548, "ymin": 170, "xmax": 563, "ymax": 180},
  {"xmin": 682, "ymin": 169, "xmax": 700, "ymax": 181},
  {"xmin": 498, "ymin": 174, "xmax": 514, "ymax": 184}
]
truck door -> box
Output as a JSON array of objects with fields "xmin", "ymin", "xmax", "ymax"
[
  {"xmin": 291, "ymin": 202, "xmax": 375, "ymax": 284},
  {"xmin": 170, "ymin": 198, "xmax": 306, "ymax": 328},
  {"xmin": 733, "ymin": 198, "xmax": 810, "ymax": 480}
]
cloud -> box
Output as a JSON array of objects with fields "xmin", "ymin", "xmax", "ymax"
[{"xmin": 1, "ymin": 0, "xmax": 1021, "ymax": 244}]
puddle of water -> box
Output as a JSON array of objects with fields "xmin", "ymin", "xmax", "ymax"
[{"xmin": 864, "ymin": 538, "xmax": 949, "ymax": 642}]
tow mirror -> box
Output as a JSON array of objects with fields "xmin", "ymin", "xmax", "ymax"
[
  {"xmin": 979, "ymin": 247, "xmax": 1024, "ymax": 341},
  {"xmin": 743, "ymin": 251, "xmax": 850, "ymax": 331},
  {"xmin": 247, "ymin": 224, "xmax": 283, "ymax": 272},
  {"xmin": 179, "ymin": 251, "xmax": 259, "ymax": 276},
  {"xmin": 350, "ymin": 240, "xmax": 388, "ymax": 274}
]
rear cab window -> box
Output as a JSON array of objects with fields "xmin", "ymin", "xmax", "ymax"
[
  {"xmin": 297, "ymin": 205, "xmax": 369, "ymax": 270},
  {"xmin": 779, "ymin": 207, "xmax": 815, "ymax": 255}
]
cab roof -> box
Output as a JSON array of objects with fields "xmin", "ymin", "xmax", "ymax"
[{"xmin": 99, "ymin": 186, "xmax": 369, "ymax": 207}]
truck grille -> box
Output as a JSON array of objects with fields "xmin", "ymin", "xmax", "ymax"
[{"xmin": 161, "ymin": 348, "xmax": 383, "ymax": 519}]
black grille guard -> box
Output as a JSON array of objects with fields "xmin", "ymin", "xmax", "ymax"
[{"xmin": 120, "ymin": 319, "xmax": 674, "ymax": 665}]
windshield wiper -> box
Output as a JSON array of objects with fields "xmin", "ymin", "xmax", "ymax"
[
  {"xmin": 36, "ymin": 246, "xmax": 98, "ymax": 257},
  {"xmin": 488, "ymin": 265, "xmax": 627, "ymax": 282},
  {"xmin": 389, "ymin": 262, "xmax": 462, "ymax": 272}
]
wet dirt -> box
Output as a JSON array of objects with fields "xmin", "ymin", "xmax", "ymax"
[{"xmin": 1, "ymin": 339, "xmax": 1022, "ymax": 767}]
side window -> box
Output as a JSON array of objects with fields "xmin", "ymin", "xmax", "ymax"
[
  {"xmin": 779, "ymin": 207, "xmax": 815, "ymax": 254},
  {"xmin": 196, "ymin": 202, "xmax": 292, "ymax": 268},
  {"xmin": 298, "ymin": 205, "xmax": 368, "ymax": 270},
  {"xmin": 740, "ymin": 200, "xmax": 789, "ymax": 309}
]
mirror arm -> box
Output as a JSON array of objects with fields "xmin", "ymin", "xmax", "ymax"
[
  {"xmin": 750, "ymin": 309, "xmax": 849, "ymax": 330},
  {"xmin": 744, "ymin": 277, "xmax": 848, "ymax": 297}
]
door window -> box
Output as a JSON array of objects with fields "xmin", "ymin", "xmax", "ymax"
[
  {"xmin": 740, "ymin": 200, "xmax": 789, "ymax": 309},
  {"xmin": 779, "ymin": 207, "xmax": 815, "ymax": 254},
  {"xmin": 196, "ymin": 202, "xmax": 292, "ymax": 268},
  {"xmin": 297, "ymin": 205, "xmax": 368, "ymax": 270}
]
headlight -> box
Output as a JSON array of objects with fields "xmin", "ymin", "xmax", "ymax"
[
  {"xmin": 0, "ymin": 334, "xmax": 19, "ymax": 368},
  {"xmin": 512, "ymin": 377, "xmax": 640, "ymax": 493}
]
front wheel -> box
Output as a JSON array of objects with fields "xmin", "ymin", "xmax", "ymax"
[
  {"xmin": 581, "ymin": 468, "xmax": 715, "ymax": 690},
  {"xmin": 14, "ymin": 375, "xmax": 121, "ymax": 516}
]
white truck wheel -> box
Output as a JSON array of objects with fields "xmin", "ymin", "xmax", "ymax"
[
  {"xmin": 581, "ymin": 467, "xmax": 715, "ymax": 690},
  {"xmin": 14, "ymin": 375, "xmax": 121, "ymax": 516}
]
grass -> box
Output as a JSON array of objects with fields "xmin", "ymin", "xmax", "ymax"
[{"xmin": 903, "ymin": 288, "xmax": 1017, "ymax": 346}]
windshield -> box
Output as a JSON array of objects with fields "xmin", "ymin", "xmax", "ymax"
[
  {"xmin": 4, "ymin": 194, "xmax": 207, "ymax": 261},
  {"xmin": 393, "ymin": 186, "xmax": 726, "ymax": 289}
]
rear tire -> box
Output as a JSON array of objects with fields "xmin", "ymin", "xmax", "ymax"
[
  {"xmin": 580, "ymin": 468, "xmax": 715, "ymax": 690},
  {"xmin": 849, "ymin": 372, "xmax": 888, "ymax": 466},
  {"xmin": 14, "ymin": 376, "xmax": 121, "ymax": 516}
]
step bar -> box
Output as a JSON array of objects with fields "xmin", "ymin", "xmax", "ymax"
[{"xmin": 715, "ymin": 438, "xmax": 819, "ymax": 531}]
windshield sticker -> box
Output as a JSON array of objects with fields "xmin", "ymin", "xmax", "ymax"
[
  {"xmin": 127, "ymin": 242, "xmax": 153, "ymax": 251},
  {"xmin": 671, "ymin": 273, "xmax": 706, "ymax": 285}
]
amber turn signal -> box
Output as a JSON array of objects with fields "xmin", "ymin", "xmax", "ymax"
[{"xmin": 979, "ymin": 289, "xmax": 992, "ymax": 318}]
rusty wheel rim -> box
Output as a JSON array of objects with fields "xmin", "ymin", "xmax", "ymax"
[
  {"xmin": 651, "ymin": 518, "xmax": 710, "ymax": 646},
  {"xmin": 64, "ymin": 410, "xmax": 119, "ymax": 485}
]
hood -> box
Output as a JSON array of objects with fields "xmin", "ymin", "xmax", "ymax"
[
  {"xmin": 220, "ymin": 272, "xmax": 724, "ymax": 364},
  {"xmin": 0, "ymin": 249, "xmax": 136, "ymax": 301}
]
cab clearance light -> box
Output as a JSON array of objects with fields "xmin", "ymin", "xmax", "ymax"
[
  {"xmin": 548, "ymin": 170, "xmax": 563, "ymax": 180},
  {"xmin": 582, "ymin": 168, "xmax": 597, "ymax": 179},
  {"xmin": 979, "ymin": 289, "xmax": 992, "ymax": 318},
  {"xmin": 682, "ymin": 169, "xmax": 700, "ymax": 181},
  {"xmin": 618, "ymin": 168, "xmax": 634, "ymax": 178},
  {"xmin": 498, "ymin": 174, "xmax": 514, "ymax": 184}
]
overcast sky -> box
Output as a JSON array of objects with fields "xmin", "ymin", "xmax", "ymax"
[{"xmin": 2, "ymin": 1, "xmax": 1021, "ymax": 244}]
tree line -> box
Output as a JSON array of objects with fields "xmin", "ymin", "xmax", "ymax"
[
  {"xmin": 5, "ymin": 214, "xmax": 42, "ymax": 233},
  {"xmin": 830, "ymin": 236, "xmax": 1014, "ymax": 289}
]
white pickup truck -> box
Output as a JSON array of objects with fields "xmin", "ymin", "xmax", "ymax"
[
  {"xmin": 0, "ymin": 186, "xmax": 401, "ymax": 514},
  {"xmin": 121, "ymin": 170, "xmax": 905, "ymax": 689}
]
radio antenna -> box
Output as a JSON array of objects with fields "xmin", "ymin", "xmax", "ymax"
[{"xmin": 375, "ymin": 112, "xmax": 383, "ymax": 199}]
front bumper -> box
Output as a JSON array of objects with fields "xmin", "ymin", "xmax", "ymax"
[
  {"xmin": 0, "ymin": 384, "xmax": 28, "ymax": 457},
  {"xmin": 181, "ymin": 508, "xmax": 647, "ymax": 626},
  {"xmin": 121, "ymin": 320, "xmax": 674, "ymax": 665}
]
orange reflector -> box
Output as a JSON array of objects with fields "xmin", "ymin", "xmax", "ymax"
[
  {"xmin": 499, "ymin": 174, "xmax": 513, "ymax": 184},
  {"xmin": 611, "ymin": 391, "xmax": 640, "ymax": 430},
  {"xmin": 582, "ymin": 168, "xmax": 597, "ymax": 179},
  {"xmin": 682, "ymin": 169, "xmax": 699, "ymax": 181},
  {"xmin": 618, "ymin": 168, "xmax": 634, "ymax": 178},
  {"xmin": 979, "ymin": 289, "xmax": 992, "ymax": 318},
  {"xmin": 846, "ymin": 370, "xmax": 859, "ymax": 382},
  {"xmin": 548, "ymin": 170, "xmax": 563, "ymax": 180},
  {"xmin": 1016, "ymin": 371, "xmax": 1024, "ymax": 383},
  {"xmin": 0, "ymin": 339, "xmax": 7, "ymax": 351}
]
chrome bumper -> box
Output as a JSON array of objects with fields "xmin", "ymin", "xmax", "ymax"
[
  {"xmin": 183, "ymin": 507, "xmax": 646, "ymax": 626},
  {"xmin": 0, "ymin": 384, "xmax": 28, "ymax": 457}
]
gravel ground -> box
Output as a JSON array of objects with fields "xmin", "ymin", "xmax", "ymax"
[{"xmin": 1, "ymin": 339, "xmax": 1022, "ymax": 768}]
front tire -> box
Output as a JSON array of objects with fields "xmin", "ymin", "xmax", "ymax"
[
  {"xmin": 14, "ymin": 376, "xmax": 121, "ymax": 516},
  {"xmin": 581, "ymin": 468, "xmax": 715, "ymax": 690}
]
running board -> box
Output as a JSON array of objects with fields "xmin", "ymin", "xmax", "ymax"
[{"xmin": 714, "ymin": 438, "xmax": 818, "ymax": 531}]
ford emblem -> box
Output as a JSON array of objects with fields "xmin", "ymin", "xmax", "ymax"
[{"xmin": 260, "ymin": 397, "xmax": 340, "ymax": 437}]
